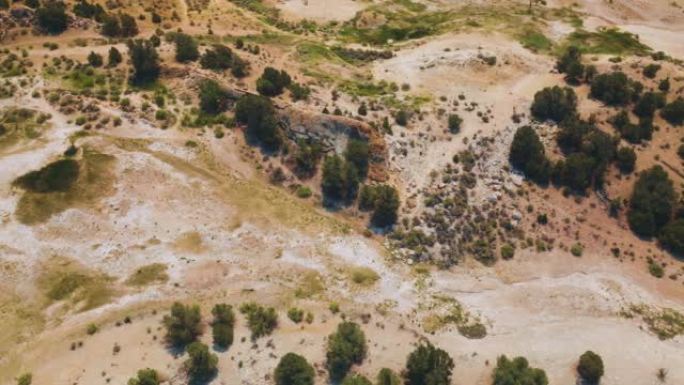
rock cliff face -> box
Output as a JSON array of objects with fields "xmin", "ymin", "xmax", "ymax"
[{"xmin": 280, "ymin": 107, "xmax": 388, "ymax": 182}]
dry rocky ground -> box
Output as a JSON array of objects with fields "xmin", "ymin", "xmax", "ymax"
[{"xmin": 0, "ymin": 0, "xmax": 683, "ymax": 384}]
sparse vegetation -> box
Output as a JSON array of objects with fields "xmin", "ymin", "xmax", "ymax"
[
  {"xmin": 162, "ymin": 302, "xmax": 202, "ymax": 348},
  {"xmin": 211, "ymin": 304, "xmax": 235, "ymax": 349},
  {"xmin": 239, "ymin": 302, "xmax": 278, "ymax": 339}
]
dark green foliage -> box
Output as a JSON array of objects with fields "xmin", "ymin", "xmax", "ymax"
[
  {"xmin": 365, "ymin": 184, "xmax": 400, "ymax": 228},
  {"xmin": 162, "ymin": 302, "xmax": 202, "ymax": 347},
  {"xmin": 557, "ymin": 153, "xmax": 595, "ymax": 192},
  {"xmin": 87, "ymin": 51, "xmax": 103, "ymax": 67},
  {"xmin": 239, "ymin": 302, "xmax": 278, "ymax": 339},
  {"xmin": 633, "ymin": 92, "xmax": 665, "ymax": 118},
  {"xmin": 127, "ymin": 369, "xmax": 160, "ymax": 385},
  {"xmin": 404, "ymin": 343, "xmax": 454, "ymax": 385},
  {"xmin": 557, "ymin": 115, "xmax": 594, "ymax": 151},
  {"xmin": 326, "ymin": 322, "xmax": 367, "ymax": 382},
  {"xmin": 376, "ymin": 368, "xmax": 401, "ymax": 385},
  {"xmin": 211, "ymin": 304, "xmax": 235, "ymax": 349},
  {"xmin": 642, "ymin": 63, "xmax": 661, "ymax": 79},
  {"xmin": 628, "ymin": 166, "xmax": 676, "ymax": 237},
  {"xmin": 174, "ymin": 33, "xmax": 199, "ymax": 63},
  {"xmin": 234, "ymin": 94, "xmax": 282, "ymax": 150},
  {"xmin": 108, "ymin": 47, "xmax": 122, "ymax": 67},
  {"xmin": 448, "ymin": 114, "xmax": 462, "ymax": 133},
  {"xmin": 616, "ymin": 146, "xmax": 636, "ymax": 173},
  {"xmin": 661, "ymin": 97, "xmax": 684, "ymax": 126},
  {"xmin": 321, "ymin": 155, "xmax": 359, "ymax": 204},
  {"xmin": 73, "ymin": 0, "xmax": 105, "ymax": 19},
  {"xmin": 101, "ymin": 13, "xmax": 138, "ymax": 37},
  {"xmin": 509, "ymin": 126, "xmax": 550, "ymax": 184},
  {"xmin": 492, "ymin": 355, "xmax": 548, "ymax": 385},
  {"xmin": 612, "ymin": 110, "xmax": 653, "ymax": 143},
  {"xmin": 274, "ymin": 353, "xmax": 315, "ymax": 385},
  {"xmin": 289, "ymin": 82, "xmax": 311, "ymax": 101},
  {"xmin": 341, "ymin": 374, "xmax": 372, "ymax": 385},
  {"xmin": 36, "ymin": 2, "xmax": 68, "ymax": 35},
  {"xmin": 530, "ymin": 86, "xmax": 577, "ymax": 123},
  {"xmin": 293, "ymin": 139, "xmax": 322, "ymax": 177},
  {"xmin": 257, "ymin": 67, "xmax": 292, "ymax": 96},
  {"xmin": 200, "ymin": 45, "xmax": 249, "ymax": 78},
  {"xmin": 127, "ymin": 39, "xmax": 160, "ymax": 85},
  {"xmin": 577, "ymin": 351, "xmax": 603, "ymax": 384},
  {"xmin": 659, "ymin": 219, "xmax": 684, "ymax": 256},
  {"xmin": 185, "ymin": 342, "xmax": 218, "ymax": 383},
  {"xmin": 151, "ymin": 12, "xmax": 161, "ymax": 23},
  {"xmin": 556, "ymin": 46, "xmax": 584, "ymax": 84},
  {"xmin": 590, "ymin": 71, "xmax": 638, "ymax": 106},
  {"xmin": 658, "ymin": 78, "xmax": 670, "ymax": 92},
  {"xmin": 14, "ymin": 159, "xmax": 79, "ymax": 193},
  {"xmin": 199, "ymin": 80, "xmax": 230, "ymax": 115},
  {"xmin": 345, "ymin": 139, "xmax": 370, "ymax": 178},
  {"xmin": 119, "ymin": 13, "xmax": 138, "ymax": 37},
  {"xmin": 395, "ymin": 110, "xmax": 408, "ymax": 126}
]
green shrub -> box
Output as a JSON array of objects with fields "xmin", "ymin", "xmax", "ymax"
[
  {"xmin": 345, "ymin": 139, "xmax": 370, "ymax": 178},
  {"xmin": 590, "ymin": 71, "xmax": 639, "ymax": 106},
  {"xmin": 493, "ymin": 356, "xmax": 548, "ymax": 385},
  {"xmin": 661, "ymin": 97, "xmax": 684, "ymax": 126},
  {"xmin": 405, "ymin": 343, "xmax": 454, "ymax": 385},
  {"xmin": 322, "ymin": 155, "xmax": 359, "ymax": 204},
  {"xmin": 108, "ymin": 47, "xmax": 122, "ymax": 67},
  {"xmin": 234, "ymin": 94, "xmax": 282, "ymax": 150},
  {"xmin": 577, "ymin": 351, "xmax": 604, "ymax": 384},
  {"xmin": 633, "ymin": 92, "xmax": 665, "ymax": 118},
  {"xmin": 86, "ymin": 323, "xmax": 98, "ymax": 335},
  {"xmin": 616, "ymin": 146, "xmax": 636, "ymax": 173},
  {"xmin": 185, "ymin": 342, "xmax": 218, "ymax": 382},
  {"xmin": 127, "ymin": 369, "xmax": 159, "ymax": 385},
  {"xmin": 127, "ymin": 39, "xmax": 160, "ymax": 85},
  {"xmin": 648, "ymin": 260, "xmax": 664, "ymax": 278},
  {"xmin": 199, "ymin": 80, "xmax": 230, "ymax": 115},
  {"xmin": 500, "ymin": 244, "xmax": 515, "ymax": 259},
  {"xmin": 326, "ymin": 322, "xmax": 367, "ymax": 381},
  {"xmin": 87, "ymin": 51, "xmax": 103, "ymax": 68},
  {"xmin": 570, "ymin": 243, "xmax": 583, "ymax": 257},
  {"xmin": 36, "ymin": 3, "xmax": 68, "ymax": 35},
  {"xmin": 509, "ymin": 126, "xmax": 550, "ymax": 184},
  {"xmin": 556, "ymin": 46, "xmax": 584, "ymax": 84},
  {"xmin": 628, "ymin": 166, "xmax": 676, "ymax": 237},
  {"xmin": 162, "ymin": 302, "xmax": 202, "ymax": 347},
  {"xmin": 659, "ymin": 219, "xmax": 684, "ymax": 256},
  {"xmin": 239, "ymin": 302, "xmax": 278, "ymax": 339},
  {"xmin": 342, "ymin": 374, "xmax": 372, "ymax": 385},
  {"xmin": 17, "ymin": 373, "xmax": 32, "ymax": 385},
  {"xmin": 174, "ymin": 33, "xmax": 199, "ymax": 63},
  {"xmin": 287, "ymin": 307, "xmax": 304, "ymax": 323},
  {"xmin": 211, "ymin": 303, "xmax": 235, "ymax": 349},
  {"xmin": 530, "ymin": 86, "xmax": 577, "ymax": 123},
  {"xmin": 257, "ymin": 67, "xmax": 292, "ymax": 97},
  {"xmin": 275, "ymin": 353, "xmax": 315, "ymax": 385},
  {"xmin": 376, "ymin": 368, "xmax": 401, "ymax": 385},
  {"xmin": 448, "ymin": 114, "xmax": 462, "ymax": 133},
  {"xmin": 296, "ymin": 186, "xmax": 312, "ymax": 198},
  {"xmin": 642, "ymin": 64, "xmax": 661, "ymax": 79}
]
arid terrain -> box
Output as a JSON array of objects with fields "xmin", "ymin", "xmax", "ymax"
[{"xmin": 0, "ymin": 0, "xmax": 683, "ymax": 384}]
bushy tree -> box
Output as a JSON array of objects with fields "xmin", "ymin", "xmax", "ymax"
[
  {"xmin": 185, "ymin": 342, "xmax": 218, "ymax": 383},
  {"xmin": 345, "ymin": 138, "xmax": 370, "ymax": 178},
  {"xmin": 162, "ymin": 302, "xmax": 202, "ymax": 347},
  {"xmin": 557, "ymin": 153, "xmax": 595, "ymax": 192},
  {"xmin": 108, "ymin": 47, "xmax": 122, "ymax": 67},
  {"xmin": 274, "ymin": 353, "xmax": 315, "ymax": 385},
  {"xmin": 556, "ymin": 46, "xmax": 584, "ymax": 84},
  {"xmin": 376, "ymin": 368, "xmax": 401, "ymax": 385},
  {"xmin": 369, "ymin": 184, "xmax": 400, "ymax": 228},
  {"xmin": 509, "ymin": 125, "xmax": 550, "ymax": 183},
  {"xmin": 342, "ymin": 374, "xmax": 372, "ymax": 385},
  {"xmin": 36, "ymin": 2, "xmax": 69, "ymax": 35},
  {"xmin": 557, "ymin": 115, "xmax": 594, "ymax": 151},
  {"xmin": 87, "ymin": 51, "xmax": 103, "ymax": 67},
  {"xmin": 628, "ymin": 166, "xmax": 676, "ymax": 237},
  {"xmin": 322, "ymin": 155, "xmax": 359, "ymax": 204},
  {"xmin": 234, "ymin": 94, "xmax": 282, "ymax": 150},
  {"xmin": 294, "ymin": 139, "xmax": 322, "ymax": 177},
  {"xmin": 642, "ymin": 63, "xmax": 661, "ymax": 79},
  {"xmin": 326, "ymin": 322, "xmax": 367, "ymax": 381},
  {"xmin": 615, "ymin": 146, "xmax": 636, "ymax": 173},
  {"xmin": 127, "ymin": 39, "xmax": 160, "ymax": 85},
  {"xmin": 492, "ymin": 355, "xmax": 548, "ymax": 385},
  {"xmin": 633, "ymin": 91, "xmax": 665, "ymax": 118},
  {"xmin": 199, "ymin": 80, "xmax": 230, "ymax": 115},
  {"xmin": 590, "ymin": 72, "xmax": 638, "ymax": 106},
  {"xmin": 119, "ymin": 13, "xmax": 138, "ymax": 37},
  {"xmin": 127, "ymin": 369, "xmax": 160, "ymax": 385},
  {"xmin": 73, "ymin": 0, "xmax": 105, "ymax": 20},
  {"xmin": 659, "ymin": 219, "xmax": 684, "ymax": 256},
  {"xmin": 661, "ymin": 97, "xmax": 684, "ymax": 126},
  {"xmin": 257, "ymin": 67, "xmax": 292, "ymax": 97},
  {"xmin": 239, "ymin": 302, "xmax": 278, "ymax": 339},
  {"xmin": 577, "ymin": 351, "xmax": 604, "ymax": 384},
  {"xmin": 174, "ymin": 33, "xmax": 199, "ymax": 63},
  {"xmin": 101, "ymin": 14, "xmax": 121, "ymax": 37},
  {"xmin": 530, "ymin": 86, "xmax": 577, "ymax": 123},
  {"xmin": 211, "ymin": 303, "xmax": 234, "ymax": 349},
  {"xmin": 404, "ymin": 342, "xmax": 454, "ymax": 385},
  {"xmin": 200, "ymin": 44, "xmax": 234, "ymax": 71},
  {"xmin": 448, "ymin": 114, "xmax": 463, "ymax": 133}
]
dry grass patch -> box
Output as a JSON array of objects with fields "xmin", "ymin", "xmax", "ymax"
[
  {"xmin": 347, "ymin": 266, "xmax": 380, "ymax": 287},
  {"xmin": 125, "ymin": 263, "xmax": 169, "ymax": 286},
  {"xmin": 295, "ymin": 270, "xmax": 325, "ymax": 298}
]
